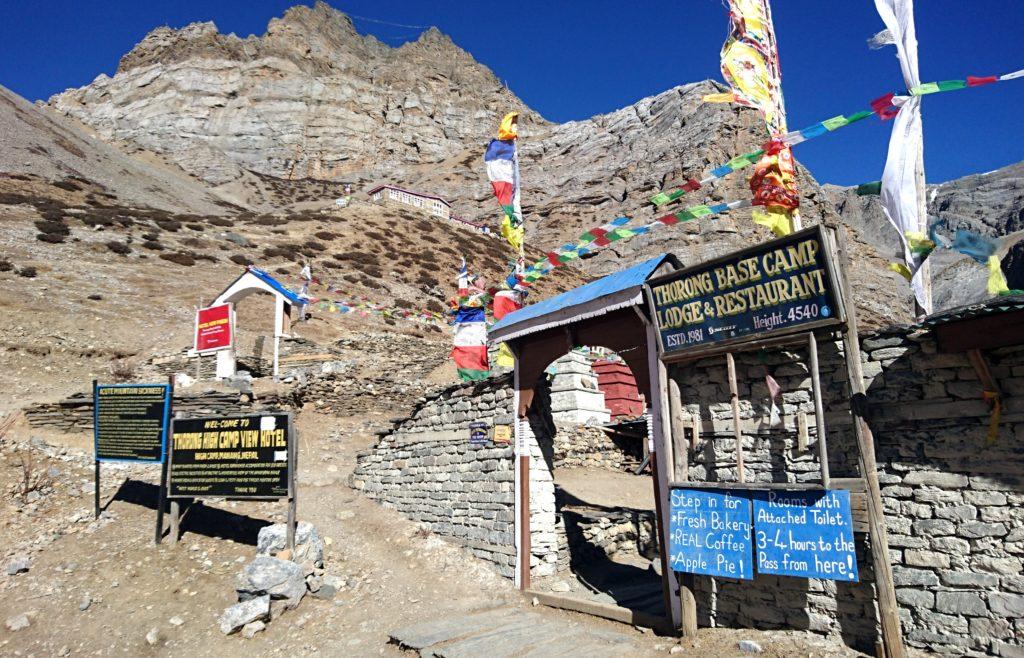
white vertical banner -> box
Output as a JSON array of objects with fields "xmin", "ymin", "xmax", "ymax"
[{"xmin": 873, "ymin": 0, "xmax": 930, "ymax": 312}]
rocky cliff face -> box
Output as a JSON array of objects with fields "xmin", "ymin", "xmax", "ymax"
[
  {"xmin": 826, "ymin": 161, "xmax": 1024, "ymax": 309},
  {"xmin": 49, "ymin": 2, "xmax": 539, "ymax": 186},
  {"xmin": 41, "ymin": 2, "xmax": 1021, "ymax": 323}
]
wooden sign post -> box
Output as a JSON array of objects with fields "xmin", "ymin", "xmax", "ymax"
[
  {"xmin": 644, "ymin": 225, "xmax": 905, "ymax": 656},
  {"xmin": 165, "ymin": 412, "xmax": 296, "ymax": 548}
]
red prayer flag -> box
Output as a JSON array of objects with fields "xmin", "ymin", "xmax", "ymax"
[
  {"xmin": 657, "ymin": 214, "xmax": 678, "ymax": 226},
  {"xmin": 870, "ymin": 93, "xmax": 900, "ymax": 120},
  {"xmin": 967, "ymin": 75, "xmax": 998, "ymax": 87},
  {"xmin": 682, "ymin": 178, "xmax": 701, "ymax": 192}
]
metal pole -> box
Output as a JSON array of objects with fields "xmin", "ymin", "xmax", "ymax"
[
  {"xmin": 726, "ymin": 353, "xmax": 745, "ymax": 483},
  {"xmin": 93, "ymin": 379, "xmax": 100, "ymax": 519},
  {"xmin": 155, "ymin": 377, "xmax": 173, "ymax": 544},
  {"xmin": 807, "ymin": 332, "xmax": 831, "ymax": 488}
]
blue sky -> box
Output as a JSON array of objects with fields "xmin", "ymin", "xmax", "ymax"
[{"xmin": 1, "ymin": 1, "xmax": 1021, "ymax": 185}]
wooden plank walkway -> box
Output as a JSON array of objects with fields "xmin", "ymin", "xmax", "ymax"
[{"xmin": 389, "ymin": 607, "xmax": 637, "ymax": 657}]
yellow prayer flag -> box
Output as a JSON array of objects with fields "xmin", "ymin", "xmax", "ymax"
[
  {"xmin": 987, "ymin": 255, "xmax": 1010, "ymax": 296},
  {"xmin": 702, "ymin": 92, "xmax": 737, "ymax": 104},
  {"xmin": 500, "ymin": 214, "xmax": 524, "ymax": 252},
  {"xmin": 752, "ymin": 209, "xmax": 792, "ymax": 238},
  {"xmin": 888, "ymin": 262, "xmax": 913, "ymax": 281},
  {"xmin": 496, "ymin": 342, "xmax": 515, "ymax": 368},
  {"xmin": 498, "ymin": 112, "xmax": 519, "ymax": 141}
]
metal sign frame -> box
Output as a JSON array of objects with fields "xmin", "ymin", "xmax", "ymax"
[{"xmin": 644, "ymin": 225, "xmax": 846, "ymax": 362}]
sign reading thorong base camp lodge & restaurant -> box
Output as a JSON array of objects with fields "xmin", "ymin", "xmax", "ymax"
[{"xmin": 645, "ymin": 225, "xmax": 845, "ymax": 357}]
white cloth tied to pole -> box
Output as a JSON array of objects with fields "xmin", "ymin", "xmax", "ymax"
[{"xmin": 874, "ymin": 0, "xmax": 930, "ymax": 313}]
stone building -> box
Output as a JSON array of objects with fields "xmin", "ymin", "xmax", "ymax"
[
  {"xmin": 353, "ymin": 252, "xmax": 1024, "ymax": 656},
  {"xmin": 367, "ymin": 184, "xmax": 451, "ymax": 219}
]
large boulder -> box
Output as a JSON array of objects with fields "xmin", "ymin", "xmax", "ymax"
[
  {"xmin": 236, "ymin": 556, "xmax": 306, "ymax": 608},
  {"xmin": 257, "ymin": 522, "xmax": 323, "ymax": 568}
]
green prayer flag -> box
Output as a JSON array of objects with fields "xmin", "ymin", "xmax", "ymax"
[
  {"xmin": 846, "ymin": 110, "xmax": 874, "ymax": 123},
  {"xmin": 727, "ymin": 155, "xmax": 751, "ymax": 169},
  {"xmin": 579, "ymin": 232, "xmax": 596, "ymax": 243},
  {"xmin": 650, "ymin": 192, "xmax": 671, "ymax": 206},
  {"xmin": 911, "ymin": 82, "xmax": 941, "ymax": 95},
  {"xmin": 822, "ymin": 115, "xmax": 849, "ymax": 131},
  {"xmin": 937, "ymin": 79, "xmax": 967, "ymax": 92},
  {"xmin": 690, "ymin": 205, "xmax": 712, "ymax": 217}
]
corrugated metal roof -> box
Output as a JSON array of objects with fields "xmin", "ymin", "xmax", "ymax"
[
  {"xmin": 489, "ymin": 254, "xmax": 676, "ymax": 343},
  {"xmin": 247, "ymin": 266, "xmax": 307, "ymax": 306},
  {"xmin": 918, "ymin": 294, "xmax": 1024, "ymax": 328}
]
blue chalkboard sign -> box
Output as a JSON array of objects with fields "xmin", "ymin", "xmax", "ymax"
[
  {"xmin": 646, "ymin": 225, "xmax": 844, "ymax": 358},
  {"xmin": 752, "ymin": 489, "xmax": 858, "ymax": 581},
  {"xmin": 668, "ymin": 488, "xmax": 753, "ymax": 580}
]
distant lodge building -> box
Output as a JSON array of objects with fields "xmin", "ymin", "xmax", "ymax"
[
  {"xmin": 368, "ymin": 184, "xmax": 451, "ymax": 219},
  {"xmin": 367, "ymin": 184, "xmax": 492, "ymax": 236}
]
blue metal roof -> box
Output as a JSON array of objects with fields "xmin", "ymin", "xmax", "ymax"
[
  {"xmin": 247, "ymin": 266, "xmax": 307, "ymax": 306},
  {"xmin": 489, "ymin": 254, "xmax": 674, "ymax": 338}
]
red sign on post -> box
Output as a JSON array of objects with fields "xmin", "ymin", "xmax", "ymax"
[{"xmin": 195, "ymin": 303, "xmax": 233, "ymax": 353}]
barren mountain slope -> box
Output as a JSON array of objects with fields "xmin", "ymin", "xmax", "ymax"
[
  {"xmin": 48, "ymin": 2, "xmax": 540, "ymax": 187},
  {"xmin": 0, "ymin": 86, "xmax": 232, "ymax": 215}
]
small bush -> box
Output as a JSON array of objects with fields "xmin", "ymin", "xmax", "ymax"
[
  {"xmin": 40, "ymin": 209, "xmax": 66, "ymax": 222},
  {"xmin": 35, "ymin": 219, "xmax": 69, "ymax": 235},
  {"xmin": 156, "ymin": 219, "xmax": 181, "ymax": 232},
  {"xmin": 229, "ymin": 254, "xmax": 251, "ymax": 266},
  {"xmin": 395, "ymin": 298, "xmax": 414, "ymax": 309},
  {"xmin": 159, "ymin": 252, "xmax": 194, "ymax": 266},
  {"xmin": 36, "ymin": 233, "xmax": 65, "ymax": 244},
  {"xmin": 343, "ymin": 273, "xmax": 360, "ymax": 283},
  {"xmin": 81, "ymin": 215, "xmax": 114, "ymax": 227},
  {"xmin": 53, "ymin": 179, "xmax": 82, "ymax": 192},
  {"xmin": 256, "ymin": 216, "xmax": 285, "ymax": 226},
  {"xmin": 0, "ymin": 259, "xmax": 13, "ymax": 272},
  {"xmin": 425, "ymin": 299, "xmax": 443, "ymax": 313},
  {"xmin": 193, "ymin": 252, "xmax": 217, "ymax": 262},
  {"xmin": 186, "ymin": 223, "xmax": 204, "ymax": 231},
  {"xmin": 275, "ymin": 267, "xmax": 290, "ymax": 274},
  {"xmin": 106, "ymin": 241, "xmax": 131, "ymax": 255},
  {"xmin": 0, "ymin": 192, "xmax": 31, "ymax": 205},
  {"xmin": 304, "ymin": 241, "xmax": 325, "ymax": 252},
  {"xmin": 142, "ymin": 232, "xmax": 159, "ymax": 241},
  {"xmin": 87, "ymin": 293, "xmax": 102, "ymax": 301},
  {"xmin": 142, "ymin": 240, "xmax": 164, "ymax": 251},
  {"xmin": 314, "ymin": 231, "xmax": 337, "ymax": 241},
  {"xmin": 321, "ymin": 259, "xmax": 342, "ymax": 269},
  {"xmin": 17, "ymin": 267, "xmax": 37, "ymax": 278},
  {"xmin": 209, "ymin": 217, "xmax": 233, "ymax": 227}
]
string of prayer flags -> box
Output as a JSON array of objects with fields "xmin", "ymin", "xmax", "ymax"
[
  {"xmin": 652, "ymin": 69, "xmax": 1023, "ymax": 210},
  {"xmin": 484, "ymin": 112, "xmax": 525, "ymax": 253},
  {"xmin": 513, "ymin": 200, "xmax": 751, "ymax": 288}
]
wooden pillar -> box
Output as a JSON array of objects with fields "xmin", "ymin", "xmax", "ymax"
[
  {"xmin": 807, "ymin": 332, "xmax": 831, "ymax": 488},
  {"xmin": 726, "ymin": 352, "xmax": 745, "ymax": 483},
  {"xmin": 646, "ymin": 321, "xmax": 683, "ymax": 630},
  {"xmin": 835, "ymin": 229, "xmax": 905, "ymax": 658},
  {"xmin": 666, "ymin": 366, "xmax": 698, "ymax": 637},
  {"xmin": 512, "ymin": 354, "xmax": 531, "ymax": 591}
]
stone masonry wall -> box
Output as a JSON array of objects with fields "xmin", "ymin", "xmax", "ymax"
[
  {"xmin": 673, "ymin": 328, "xmax": 1024, "ymax": 657},
  {"xmin": 350, "ymin": 323, "xmax": 1023, "ymax": 656},
  {"xmin": 352, "ymin": 374, "xmax": 560, "ymax": 579}
]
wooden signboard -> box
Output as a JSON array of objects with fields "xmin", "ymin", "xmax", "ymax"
[
  {"xmin": 168, "ymin": 413, "xmax": 293, "ymax": 499},
  {"xmin": 645, "ymin": 225, "xmax": 845, "ymax": 360},
  {"xmin": 164, "ymin": 412, "xmax": 296, "ymax": 549},
  {"xmin": 94, "ymin": 383, "xmax": 172, "ymax": 463}
]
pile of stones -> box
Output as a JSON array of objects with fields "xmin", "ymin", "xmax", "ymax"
[{"xmin": 218, "ymin": 522, "xmax": 332, "ymax": 637}]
